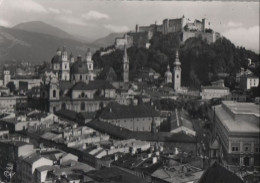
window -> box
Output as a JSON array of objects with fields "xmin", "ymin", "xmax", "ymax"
[
  {"xmin": 80, "ymin": 75, "xmax": 82, "ymax": 80},
  {"xmin": 255, "ymin": 147, "xmax": 259, "ymax": 153},
  {"xmin": 232, "ymin": 146, "xmax": 239, "ymax": 152},
  {"xmin": 53, "ymin": 90, "xmax": 56, "ymax": 98},
  {"xmin": 176, "ymin": 74, "xmax": 179, "ymax": 79},
  {"xmin": 65, "ymin": 64, "xmax": 67, "ymax": 69},
  {"xmin": 81, "ymin": 102, "xmax": 85, "ymax": 111},
  {"xmin": 81, "ymin": 92, "xmax": 85, "ymax": 98}
]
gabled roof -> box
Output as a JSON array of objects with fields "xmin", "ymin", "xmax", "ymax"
[
  {"xmin": 100, "ymin": 103, "xmax": 160, "ymax": 119},
  {"xmin": 198, "ymin": 162, "xmax": 244, "ymax": 183}
]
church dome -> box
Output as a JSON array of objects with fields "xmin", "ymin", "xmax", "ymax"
[
  {"xmin": 165, "ymin": 65, "xmax": 172, "ymax": 77},
  {"xmin": 51, "ymin": 55, "xmax": 61, "ymax": 64},
  {"xmin": 70, "ymin": 60, "xmax": 89, "ymax": 74}
]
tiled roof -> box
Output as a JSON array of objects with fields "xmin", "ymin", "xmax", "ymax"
[
  {"xmin": 71, "ymin": 80, "xmax": 115, "ymax": 91},
  {"xmin": 23, "ymin": 154, "xmax": 43, "ymax": 164},
  {"xmin": 198, "ymin": 162, "xmax": 244, "ymax": 183},
  {"xmin": 55, "ymin": 109, "xmax": 78, "ymax": 120},
  {"xmin": 86, "ymin": 120, "xmax": 196, "ymax": 143},
  {"xmin": 59, "ymin": 81, "xmax": 74, "ymax": 91},
  {"xmin": 100, "ymin": 103, "xmax": 160, "ymax": 119},
  {"xmin": 170, "ymin": 109, "xmax": 194, "ymax": 131},
  {"xmin": 78, "ymin": 112, "xmax": 96, "ymax": 119}
]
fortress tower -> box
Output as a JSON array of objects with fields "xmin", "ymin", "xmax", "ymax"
[
  {"xmin": 173, "ymin": 50, "xmax": 181, "ymax": 91},
  {"xmin": 122, "ymin": 45, "xmax": 129, "ymax": 82}
]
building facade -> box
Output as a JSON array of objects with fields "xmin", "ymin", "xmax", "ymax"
[{"xmin": 213, "ymin": 101, "xmax": 259, "ymax": 167}]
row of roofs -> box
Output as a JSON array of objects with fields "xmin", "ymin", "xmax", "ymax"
[
  {"xmin": 86, "ymin": 120, "xmax": 196, "ymax": 143},
  {"xmin": 99, "ymin": 103, "xmax": 160, "ymax": 119}
]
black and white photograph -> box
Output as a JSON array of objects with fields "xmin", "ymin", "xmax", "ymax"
[{"xmin": 0, "ymin": 0, "xmax": 259, "ymax": 182}]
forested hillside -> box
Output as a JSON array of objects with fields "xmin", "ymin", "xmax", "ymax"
[{"xmin": 93, "ymin": 32, "xmax": 259, "ymax": 88}]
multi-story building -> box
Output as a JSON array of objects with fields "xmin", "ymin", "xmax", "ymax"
[
  {"xmin": 40, "ymin": 47, "xmax": 117, "ymax": 113},
  {"xmin": 201, "ymin": 80, "xmax": 230, "ymax": 100},
  {"xmin": 99, "ymin": 103, "xmax": 160, "ymax": 132},
  {"xmin": 240, "ymin": 75, "xmax": 259, "ymax": 90},
  {"xmin": 16, "ymin": 154, "xmax": 53, "ymax": 183},
  {"xmin": 213, "ymin": 101, "xmax": 259, "ymax": 166}
]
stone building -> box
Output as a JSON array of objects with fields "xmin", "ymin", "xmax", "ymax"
[
  {"xmin": 99, "ymin": 103, "xmax": 161, "ymax": 132},
  {"xmin": 213, "ymin": 101, "xmax": 259, "ymax": 166},
  {"xmin": 40, "ymin": 47, "xmax": 116, "ymax": 113}
]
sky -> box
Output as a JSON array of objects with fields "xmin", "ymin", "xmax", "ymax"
[{"xmin": 0, "ymin": 0, "xmax": 259, "ymax": 52}]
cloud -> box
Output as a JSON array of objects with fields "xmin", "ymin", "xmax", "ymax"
[
  {"xmin": 56, "ymin": 15, "xmax": 87, "ymax": 26},
  {"xmin": 227, "ymin": 21, "xmax": 243, "ymax": 28},
  {"xmin": 0, "ymin": 18, "xmax": 10, "ymax": 27},
  {"xmin": 7, "ymin": 0, "xmax": 48, "ymax": 13},
  {"xmin": 62, "ymin": 9, "xmax": 72, "ymax": 14},
  {"xmin": 223, "ymin": 26, "xmax": 259, "ymax": 52},
  {"xmin": 82, "ymin": 10, "xmax": 109, "ymax": 20},
  {"xmin": 104, "ymin": 24, "xmax": 129, "ymax": 33},
  {"xmin": 48, "ymin": 7, "xmax": 60, "ymax": 14}
]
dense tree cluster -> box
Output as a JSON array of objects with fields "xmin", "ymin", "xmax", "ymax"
[{"xmin": 93, "ymin": 32, "xmax": 259, "ymax": 88}]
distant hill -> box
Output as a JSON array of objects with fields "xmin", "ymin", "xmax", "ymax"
[
  {"xmin": 92, "ymin": 32, "xmax": 125, "ymax": 48},
  {"xmin": 13, "ymin": 21, "xmax": 75, "ymax": 40},
  {"xmin": 93, "ymin": 32, "xmax": 259, "ymax": 88},
  {"xmin": 0, "ymin": 26, "xmax": 98, "ymax": 64}
]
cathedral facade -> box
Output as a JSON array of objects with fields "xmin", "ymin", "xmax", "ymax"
[{"xmin": 40, "ymin": 47, "xmax": 116, "ymax": 113}]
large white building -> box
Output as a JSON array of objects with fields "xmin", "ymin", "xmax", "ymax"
[
  {"xmin": 240, "ymin": 75, "xmax": 259, "ymax": 90},
  {"xmin": 214, "ymin": 101, "xmax": 259, "ymax": 166}
]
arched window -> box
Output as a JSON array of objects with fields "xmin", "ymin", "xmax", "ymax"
[
  {"xmin": 80, "ymin": 102, "xmax": 85, "ymax": 111},
  {"xmin": 53, "ymin": 90, "xmax": 56, "ymax": 98},
  {"xmin": 81, "ymin": 92, "xmax": 85, "ymax": 98},
  {"xmin": 176, "ymin": 74, "xmax": 179, "ymax": 79}
]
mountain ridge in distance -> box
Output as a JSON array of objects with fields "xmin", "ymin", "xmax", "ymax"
[{"xmin": 0, "ymin": 25, "xmax": 98, "ymax": 64}]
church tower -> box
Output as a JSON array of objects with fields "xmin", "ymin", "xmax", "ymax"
[
  {"xmin": 3, "ymin": 70, "xmax": 11, "ymax": 86},
  {"xmin": 60, "ymin": 46, "xmax": 70, "ymax": 81},
  {"xmin": 165, "ymin": 64, "xmax": 172, "ymax": 84},
  {"xmin": 173, "ymin": 50, "xmax": 181, "ymax": 91},
  {"xmin": 122, "ymin": 45, "xmax": 129, "ymax": 82},
  {"xmin": 86, "ymin": 48, "xmax": 94, "ymax": 81}
]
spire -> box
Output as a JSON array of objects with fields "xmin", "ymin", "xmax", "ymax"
[
  {"xmin": 123, "ymin": 44, "xmax": 128, "ymax": 62},
  {"xmin": 174, "ymin": 50, "xmax": 181, "ymax": 66}
]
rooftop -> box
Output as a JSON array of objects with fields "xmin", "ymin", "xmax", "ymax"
[
  {"xmin": 86, "ymin": 120, "xmax": 197, "ymax": 143},
  {"xmin": 198, "ymin": 162, "xmax": 244, "ymax": 183},
  {"xmin": 215, "ymin": 101, "xmax": 260, "ymax": 134},
  {"xmin": 100, "ymin": 103, "xmax": 160, "ymax": 119}
]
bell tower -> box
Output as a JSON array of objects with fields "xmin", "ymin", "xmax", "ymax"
[
  {"xmin": 173, "ymin": 50, "xmax": 181, "ymax": 91},
  {"xmin": 61, "ymin": 46, "xmax": 70, "ymax": 81},
  {"xmin": 122, "ymin": 45, "xmax": 129, "ymax": 82},
  {"xmin": 165, "ymin": 64, "xmax": 172, "ymax": 84}
]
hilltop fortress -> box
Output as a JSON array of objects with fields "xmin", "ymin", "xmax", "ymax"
[{"xmin": 115, "ymin": 15, "xmax": 221, "ymax": 49}]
